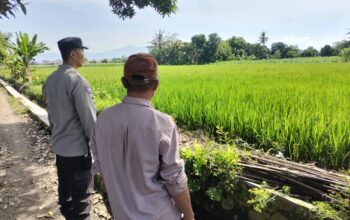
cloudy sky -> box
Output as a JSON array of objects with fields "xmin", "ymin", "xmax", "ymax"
[{"xmin": 1, "ymin": 0, "xmax": 349, "ymax": 53}]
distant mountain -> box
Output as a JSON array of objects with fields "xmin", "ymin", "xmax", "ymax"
[
  {"xmin": 35, "ymin": 52, "xmax": 61, "ymax": 63},
  {"xmin": 34, "ymin": 46, "xmax": 149, "ymax": 63}
]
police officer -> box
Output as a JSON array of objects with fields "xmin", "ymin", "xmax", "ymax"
[{"xmin": 43, "ymin": 37, "xmax": 96, "ymax": 220}]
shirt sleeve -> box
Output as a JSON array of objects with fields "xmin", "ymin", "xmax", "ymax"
[
  {"xmin": 90, "ymin": 123, "xmax": 101, "ymax": 175},
  {"xmin": 159, "ymin": 125, "xmax": 188, "ymax": 196},
  {"xmin": 42, "ymin": 83, "xmax": 54, "ymax": 130},
  {"xmin": 71, "ymin": 77, "xmax": 96, "ymax": 141}
]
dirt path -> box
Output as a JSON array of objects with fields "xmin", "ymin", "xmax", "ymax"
[{"xmin": 0, "ymin": 89, "xmax": 111, "ymax": 220}]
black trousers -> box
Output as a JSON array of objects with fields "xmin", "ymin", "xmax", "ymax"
[{"xmin": 56, "ymin": 155, "xmax": 92, "ymax": 220}]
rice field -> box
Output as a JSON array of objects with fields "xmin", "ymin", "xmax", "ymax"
[{"xmin": 2, "ymin": 59, "xmax": 350, "ymax": 168}]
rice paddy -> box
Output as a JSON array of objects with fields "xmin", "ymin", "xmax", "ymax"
[{"xmin": 2, "ymin": 59, "xmax": 350, "ymax": 168}]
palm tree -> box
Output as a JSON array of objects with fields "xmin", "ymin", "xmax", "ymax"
[
  {"xmin": 148, "ymin": 30, "xmax": 167, "ymax": 51},
  {"xmin": 12, "ymin": 32, "xmax": 48, "ymax": 82},
  {"xmin": 258, "ymin": 31, "xmax": 269, "ymax": 45}
]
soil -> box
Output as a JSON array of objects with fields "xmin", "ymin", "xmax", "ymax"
[{"xmin": 0, "ymin": 89, "xmax": 111, "ymax": 220}]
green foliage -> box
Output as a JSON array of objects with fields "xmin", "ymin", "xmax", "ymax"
[
  {"xmin": 180, "ymin": 143, "xmax": 242, "ymax": 208},
  {"xmin": 3, "ymin": 52, "xmax": 24, "ymax": 80},
  {"xmin": 313, "ymin": 174, "xmax": 350, "ymax": 220},
  {"xmin": 258, "ymin": 31, "xmax": 269, "ymax": 45},
  {"xmin": 0, "ymin": 0, "xmax": 27, "ymax": 19},
  {"xmin": 313, "ymin": 202, "xmax": 342, "ymax": 220},
  {"xmin": 203, "ymin": 33, "xmax": 221, "ymax": 63},
  {"xmin": 302, "ymin": 46, "xmax": 319, "ymax": 57},
  {"xmin": 109, "ymin": 0, "xmax": 177, "ymax": 19},
  {"xmin": 334, "ymin": 40, "xmax": 350, "ymax": 52},
  {"xmin": 0, "ymin": 32, "xmax": 12, "ymax": 63},
  {"xmin": 228, "ymin": 36, "xmax": 249, "ymax": 58},
  {"xmin": 247, "ymin": 182, "xmax": 275, "ymax": 213},
  {"xmin": 2, "ymin": 61, "xmax": 350, "ymax": 168},
  {"xmin": 217, "ymin": 41, "xmax": 233, "ymax": 61},
  {"xmin": 341, "ymin": 48, "xmax": 350, "ymax": 62},
  {"xmin": 281, "ymin": 185, "xmax": 291, "ymax": 195},
  {"xmin": 215, "ymin": 125, "xmax": 233, "ymax": 144},
  {"xmin": 271, "ymin": 43, "xmax": 301, "ymax": 58},
  {"xmin": 271, "ymin": 42, "xmax": 287, "ymax": 58},
  {"xmin": 320, "ymin": 45, "xmax": 338, "ymax": 57},
  {"xmin": 11, "ymin": 32, "xmax": 49, "ymax": 82}
]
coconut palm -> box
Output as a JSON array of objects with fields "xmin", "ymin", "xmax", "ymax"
[
  {"xmin": 148, "ymin": 30, "xmax": 168, "ymax": 51},
  {"xmin": 258, "ymin": 31, "xmax": 269, "ymax": 45},
  {"xmin": 12, "ymin": 32, "xmax": 48, "ymax": 82}
]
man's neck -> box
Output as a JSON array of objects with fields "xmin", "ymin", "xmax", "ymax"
[
  {"xmin": 127, "ymin": 91, "xmax": 153, "ymax": 101},
  {"xmin": 63, "ymin": 61, "xmax": 78, "ymax": 69}
]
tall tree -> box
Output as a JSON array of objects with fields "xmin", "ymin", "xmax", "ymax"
[
  {"xmin": 190, "ymin": 34, "xmax": 207, "ymax": 64},
  {"xmin": 271, "ymin": 42, "xmax": 288, "ymax": 58},
  {"xmin": 285, "ymin": 45, "xmax": 301, "ymax": 58},
  {"xmin": 227, "ymin": 36, "xmax": 248, "ymax": 58},
  {"xmin": 217, "ymin": 41, "xmax": 233, "ymax": 61},
  {"xmin": 203, "ymin": 33, "xmax": 221, "ymax": 63},
  {"xmin": 109, "ymin": 0, "xmax": 177, "ymax": 19},
  {"xmin": 258, "ymin": 31, "xmax": 269, "ymax": 45},
  {"xmin": 0, "ymin": 0, "xmax": 26, "ymax": 19},
  {"xmin": 320, "ymin": 45, "xmax": 337, "ymax": 57},
  {"xmin": 334, "ymin": 40, "xmax": 350, "ymax": 51},
  {"xmin": 301, "ymin": 46, "xmax": 319, "ymax": 57},
  {"xmin": 12, "ymin": 32, "xmax": 49, "ymax": 82},
  {"xmin": 251, "ymin": 43, "xmax": 270, "ymax": 59},
  {"xmin": 148, "ymin": 30, "xmax": 168, "ymax": 51}
]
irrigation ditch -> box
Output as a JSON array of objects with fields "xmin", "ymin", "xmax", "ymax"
[{"xmin": 0, "ymin": 78, "xmax": 349, "ymax": 220}]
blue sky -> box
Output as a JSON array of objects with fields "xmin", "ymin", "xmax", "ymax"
[{"xmin": 1, "ymin": 0, "xmax": 349, "ymax": 53}]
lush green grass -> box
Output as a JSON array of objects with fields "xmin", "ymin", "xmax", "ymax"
[
  {"xmin": 226, "ymin": 56, "xmax": 342, "ymax": 64},
  {"xmin": 1, "ymin": 60, "xmax": 350, "ymax": 168}
]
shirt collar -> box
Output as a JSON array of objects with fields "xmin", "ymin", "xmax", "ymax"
[
  {"xmin": 58, "ymin": 64, "xmax": 75, "ymax": 71},
  {"xmin": 122, "ymin": 96, "xmax": 152, "ymax": 108}
]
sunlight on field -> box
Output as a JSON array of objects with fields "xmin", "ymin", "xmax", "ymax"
[{"xmin": 2, "ymin": 61, "xmax": 350, "ymax": 168}]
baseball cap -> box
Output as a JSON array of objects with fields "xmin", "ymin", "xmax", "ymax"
[
  {"xmin": 57, "ymin": 37, "xmax": 88, "ymax": 53},
  {"xmin": 124, "ymin": 53, "xmax": 158, "ymax": 85}
]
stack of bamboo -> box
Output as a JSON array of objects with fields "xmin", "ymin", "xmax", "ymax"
[{"xmin": 238, "ymin": 149, "xmax": 348, "ymax": 201}]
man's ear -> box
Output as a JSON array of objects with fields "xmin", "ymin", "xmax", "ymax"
[
  {"xmin": 151, "ymin": 79, "xmax": 159, "ymax": 91},
  {"xmin": 121, "ymin": 77, "xmax": 128, "ymax": 88},
  {"xmin": 68, "ymin": 50, "xmax": 76, "ymax": 60}
]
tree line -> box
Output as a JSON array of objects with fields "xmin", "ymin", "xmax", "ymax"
[{"xmin": 149, "ymin": 30, "xmax": 350, "ymax": 65}]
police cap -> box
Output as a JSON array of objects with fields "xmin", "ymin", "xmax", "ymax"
[{"xmin": 57, "ymin": 37, "xmax": 88, "ymax": 53}]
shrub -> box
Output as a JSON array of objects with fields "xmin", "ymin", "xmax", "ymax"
[
  {"xmin": 341, "ymin": 48, "xmax": 350, "ymax": 62},
  {"xmin": 180, "ymin": 143, "xmax": 244, "ymax": 210}
]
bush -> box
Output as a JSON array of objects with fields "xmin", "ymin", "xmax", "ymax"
[
  {"xmin": 312, "ymin": 172, "xmax": 350, "ymax": 220},
  {"xmin": 180, "ymin": 143, "xmax": 245, "ymax": 210},
  {"xmin": 341, "ymin": 48, "xmax": 350, "ymax": 62}
]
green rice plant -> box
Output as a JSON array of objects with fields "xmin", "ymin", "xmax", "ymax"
[{"xmin": 1, "ymin": 60, "xmax": 350, "ymax": 168}]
